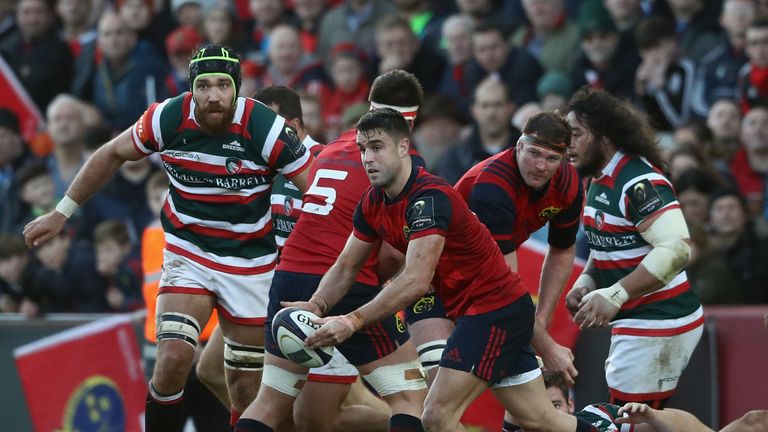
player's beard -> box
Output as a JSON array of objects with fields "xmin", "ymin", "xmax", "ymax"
[
  {"xmin": 575, "ymin": 139, "xmax": 609, "ymax": 178},
  {"xmin": 196, "ymin": 102, "xmax": 235, "ymax": 135}
]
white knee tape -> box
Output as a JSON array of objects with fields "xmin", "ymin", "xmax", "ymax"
[
  {"xmin": 156, "ymin": 312, "xmax": 201, "ymax": 348},
  {"xmin": 223, "ymin": 336, "xmax": 265, "ymax": 371},
  {"xmin": 261, "ymin": 364, "xmax": 308, "ymax": 397},
  {"xmin": 417, "ymin": 339, "xmax": 446, "ymax": 371},
  {"xmin": 363, "ymin": 359, "xmax": 427, "ymax": 397}
]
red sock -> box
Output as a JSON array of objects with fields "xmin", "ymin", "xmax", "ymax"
[{"xmin": 230, "ymin": 410, "xmax": 242, "ymax": 428}]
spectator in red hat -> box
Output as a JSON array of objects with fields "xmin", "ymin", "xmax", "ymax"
[
  {"xmin": 320, "ymin": 42, "xmax": 370, "ymax": 137},
  {"xmin": 164, "ymin": 25, "xmax": 203, "ymax": 96}
]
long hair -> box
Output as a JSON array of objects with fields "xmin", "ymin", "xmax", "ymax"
[{"xmin": 566, "ymin": 87, "xmax": 665, "ymax": 170}]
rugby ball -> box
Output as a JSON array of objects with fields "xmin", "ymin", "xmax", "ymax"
[{"xmin": 272, "ymin": 307, "xmax": 334, "ymax": 368}]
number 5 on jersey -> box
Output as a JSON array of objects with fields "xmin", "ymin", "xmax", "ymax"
[{"xmin": 302, "ymin": 169, "xmax": 349, "ymax": 215}]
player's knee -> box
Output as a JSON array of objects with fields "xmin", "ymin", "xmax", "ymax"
[
  {"xmin": 421, "ymin": 405, "xmax": 451, "ymax": 432},
  {"xmin": 363, "ymin": 359, "xmax": 427, "ymax": 398},
  {"xmin": 195, "ymin": 357, "xmax": 224, "ymax": 390}
]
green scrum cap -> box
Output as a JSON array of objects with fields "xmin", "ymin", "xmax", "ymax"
[{"xmin": 188, "ymin": 44, "xmax": 241, "ymax": 104}]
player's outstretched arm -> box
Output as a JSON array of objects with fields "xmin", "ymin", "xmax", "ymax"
[
  {"xmin": 23, "ymin": 127, "xmax": 145, "ymax": 248},
  {"xmin": 616, "ymin": 403, "xmax": 713, "ymax": 432}
]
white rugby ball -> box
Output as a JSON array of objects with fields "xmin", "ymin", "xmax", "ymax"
[{"xmin": 272, "ymin": 307, "xmax": 334, "ymax": 368}]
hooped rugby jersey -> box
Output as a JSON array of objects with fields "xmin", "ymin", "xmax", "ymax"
[
  {"xmin": 455, "ymin": 148, "xmax": 583, "ymax": 253},
  {"xmin": 131, "ymin": 92, "xmax": 312, "ymax": 275},
  {"xmin": 584, "ymin": 151, "xmax": 702, "ymax": 331},
  {"xmin": 353, "ymin": 166, "xmax": 528, "ymax": 318},
  {"xmin": 575, "ymin": 404, "xmax": 634, "ymax": 432},
  {"xmin": 271, "ymin": 136, "xmax": 324, "ymax": 250}
]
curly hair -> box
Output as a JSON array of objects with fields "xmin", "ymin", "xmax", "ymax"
[{"xmin": 566, "ymin": 86, "xmax": 665, "ymax": 170}]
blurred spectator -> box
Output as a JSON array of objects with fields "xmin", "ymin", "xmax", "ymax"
[
  {"xmin": 731, "ymin": 105, "xmax": 768, "ymax": 219},
  {"xmin": 691, "ymin": 0, "xmax": 752, "ymax": 116},
  {"xmin": 707, "ymin": 98, "xmax": 743, "ymax": 165},
  {"xmin": 339, "ymin": 101, "xmax": 370, "ymax": 131},
  {"xmin": 56, "ymin": 0, "xmax": 96, "ymax": 58},
  {"xmin": 673, "ymin": 121, "xmax": 715, "ymax": 161},
  {"xmin": 299, "ymin": 90, "xmax": 327, "ymax": 142},
  {"xmin": 172, "ymin": 0, "xmax": 213, "ymax": 29},
  {"xmin": 243, "ymin": 0, "xmax": 288, "ymax": 63},
  {"xmin": 239, "ymin": 59, "xmax": 261, "ymax": 97},
  {"xmin": 257, "ymin": 24, "xmax": 325, "ymax": 93},
  {"xmin": 118, "ymin": 0, "xmax": 168, "ymax": 55},
  {"xmin": 664, "ymin": 0, "xmax": 721, "ymax": 61},
  {"xmin": 438, "ymin": 14, "xmax": 474, "ymax": 105},
  {"xmin": 45, "ymin": 94, "xmax": 87, "ymax": 197},
  {"xmin": 316, "ymin": 0, "xmax": 397, "ymax": 61},
  {"xmin": 674, "ymin": 166, "xmax": 719, "ymax": 230},
  {"xmin": 440, "ymin": 21, "xmax": 543, "ymax": 114},
  {"xmin": 570, "ymin": 0, "xmax": 640, "ymax": 100},
  {"xmin": 634, "ymin": 16, "xmax": 697, "ymax": 131},
  {"xmin": 511, "ymin": 0, "xmax": 580, "ymax": 72},
  {"xmin": 81, "ymin": 156, "xmax": 157, "ymax": 244},
  {"xmin": 72, "ymin": 11, "xmax": 167, "ymax": 131},
  {"xmin": 0, "ymin": 0, "xmax": 16, "ymax": 44},
  {"xmin": 435, "ymin": 77, "xmax": 520, "ymax": 184},
  {"xmin": 15, "ymin": 160, "xmax": 57, "ymax": 232},
  {"xmin": 394, "ymin": 0, "xmax": 444, "ymax": 52},
  {"xmin": 536, "ymin": 71, "xmax": 571, "ymax": 112},
  {"xmin": 686, "ymin": 224, "xmax": 744, "ymax": 304},
  {"xmin": 456, "ymin": 0, "xmax": 505, "ymax": 29},
  {"xmin": 202, "ymin": 4, "xmax": 241, "ymax": 50},
  {"xmin": 292, "ymin": 0, "xmax": 327, "ymax": 54},
  {"xmin": 373, "ymin": 14, "xmax": 446, "ymax": 95},
  {"xmin": 321, "ymin": 42, "xmax": 369, "ymax": 138},
  {"xmin": 0, "ymin": 109, "xmax": 35, "ymax": 233},
  {"xmin": 164, "ymin": 25, "xmax": 203, "ymax": 96},
  {"xmin": 413, "ymin": 94, "xmax": 467, "ymax": 170},
  {"xmin": 737, "ymin": 20, "xmax": 768, "ymax": 114},
  {"xmin": 28, "ymin": 229, "xmax": 96, "ymax": 314},
  {"xmin": 0, "ymin": 0, "xmax": 73, "ymax": 112},
  {"xmin": 82, "ymin": 122, "xmax": 112, "ymax": 159},
  {"xmin": 0, "ymin": 234, "xmax": 34, "ymax": 313},
  {"xmin": 602, "ymin": 0, "xmax": 642, "ymax": 34},
  {"xmin": 92, "ymin": 220, "xmax": 142, "ymax": 312},
  {"xmin": 706, "ymin": 189, "xmax": 768, "ymax": 303},
  {"xmin": 511, "ymin": 101, "xmax": 543, "ymax": 132}
]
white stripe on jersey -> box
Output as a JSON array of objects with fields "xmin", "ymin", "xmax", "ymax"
[
  {"xmin": 579, "ymin": 405, "xmax": 622, "ymax": 431},
  {"xmin": 618, "ymin": 172, "xmax": 675, "ymax": 217},
  {"xmin": 162, "ymin": 150, "xmax": 270, "ymax": 172},
  {"xmin": 233, "ymin": 97, "xmax": 246, "ymax": 124},
  {"xmin": 270, "ymin": 193, "xmax": 302, "ymax": 208},
  {"xmin": 584, "ymin": 206, "xmax": 634, "ymax": 226},
  {"xmin": 152, "ymin": 98, "xmax": 170, "ymax": 151},
  {"xmin": 165, "ymin": 232, "xmax": 278, "ymax": 268},
  {"xmin": 591, "ymin": 246, "xmax": 652, "ymax": 262},
  {"xmin": 261, "ymin": 115, "xmax": 286, "ymax": 163},
  {"xmin": 612, "ymin": 305, "xmax": 702, "ymax": 331},
  {"xmin": 166, "ymin": 171, "xmax": 272, "ymax": 197},
  {"xmin": 167, "ymin": 194, "xmax": 272, "ymax": 232},
  {"xmin": 280, "ymin": 151, "xmax": 311, "ymax": 177},
  {"xmin": 132, "ymin": 126, "xmax": 152, "ymax": 155}
]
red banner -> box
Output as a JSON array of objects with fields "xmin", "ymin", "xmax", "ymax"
[
  {"xmin": 14, "ymin": 315, "xmax": 147, "ymax": 432},
  {"xmin": 0, "ymin": 54, "xmax": 45, "ymax": 144},
  {"xmin": 461, "ymin": 239, "xmax": 584, "ymax": 431}
]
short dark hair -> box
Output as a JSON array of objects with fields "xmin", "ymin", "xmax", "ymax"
[
  {"xmin": 473, "ymin": 20, "xmax": 507, "ymax": 40},
  {"xmin": 542, "ymin": 371, "xmax": 570, "ymax": 401},
  {"xmin": 673, "ymin": 167, "xmax": 718, "ymax": 195},
  {"xmin": 0, "ymin": 234, "xmax": 27, "ymax": 260},
  {"xmin": 15, "ymin": 160, "xmax": 50, "ymax": 188},
  {"xmin": 93, "ymin": 220, "xmax": 131, "ymax": 246},
  {"xmin": 710, "ymin": 188, "xmax": 747, "ymax": 211},
  {"xmin": 254, "ymin": 85, "xmax": 303, "ymax": 125},
  {"xmin": 523, "ymin": 111, "xmax": 571, "ymax": 152},
  {"xmin": 356, "ymin": 108, "xmax": 412, "ymax": 144},
  {"xmin": 635, "ymin": 17, "xmax": 675, "ymax": 50},
  {"xmin": 369, "ymin": 70, "xmax": 424, "ymax": 108}
]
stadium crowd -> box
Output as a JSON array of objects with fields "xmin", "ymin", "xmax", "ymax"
[{"xmin": 0, "ymin": 0, "xmax": 766, "ymax": 316}]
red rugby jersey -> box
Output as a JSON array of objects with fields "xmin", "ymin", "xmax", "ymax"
[
  {"xmin": 455, "ymin": 149, "xmax": 584, "ymax": 254},
  {"xmin": 353, "ymin": 166, "xmax": 528, "ymax": 318}
]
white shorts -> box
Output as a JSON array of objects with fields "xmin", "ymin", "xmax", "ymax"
[
  {"xmin": 606, "ymin": 313, "xmax": 703, "ymax": 401},
  {"xmin": 308, "ymin": 349, "xmax": 358, "ymax": 384},
  {"xmin": 158, "ymin": 249, "xmax": 272, "ymax": 324}
]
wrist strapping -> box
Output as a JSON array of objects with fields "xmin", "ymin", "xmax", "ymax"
[
  {"xmin": 575, "ymin": 273, "xmax": 597, "ymax": 291},
  {"xmin": 590, "ymin": 282, "xmax": 630, "ymax": 308},
  {"xmin": 337, "ymin": 311, "xmax": 364, "ymax": 332},
  {"xmin": 55, "ymin": 195, "xmax": 79, "ymax": 219}
]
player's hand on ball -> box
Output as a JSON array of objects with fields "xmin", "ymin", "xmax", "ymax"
[
  {"xmin": 615, "ymin": 403, "xmax": 656, "ymax": 424},
  {"xmin": 280, "ymin": 300, "xmax": 322, "ymax": 317},
  {"xmin": 574, "ymin": 292, "xmax": 619, "ymax": 329},
  {"xmin": 305, "ymin": 316, "xmax": 355, "ymax": 348}
]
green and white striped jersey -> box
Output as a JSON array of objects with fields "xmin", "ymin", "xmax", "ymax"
[
  {"xmin": 131, "ymin": 92, "xmax": 312, "ymax": 275},
  {"xmin": 575, "ymin": 403, "xmax": 634, "ymax": 432},
  {"xmin": 584, "ymin": 151, "xmax": 701, "ymax": 333}
]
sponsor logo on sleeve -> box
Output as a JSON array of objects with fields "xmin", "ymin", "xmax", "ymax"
[
  {"xmin": 407, "ymin": 196, "xmax": 436, "ymax": 232},
  {"xmin": 628, "ymin": 179, "xmax": 663, "ymax": 217}
]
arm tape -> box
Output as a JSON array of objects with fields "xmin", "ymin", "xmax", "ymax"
[
  {"xmin": 638, "ymin": 208, "xmax": 691, "ymax": 284},
  {"xmin": 55, "ymin": 195, "xmax": 79, "ymax": 219}
]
